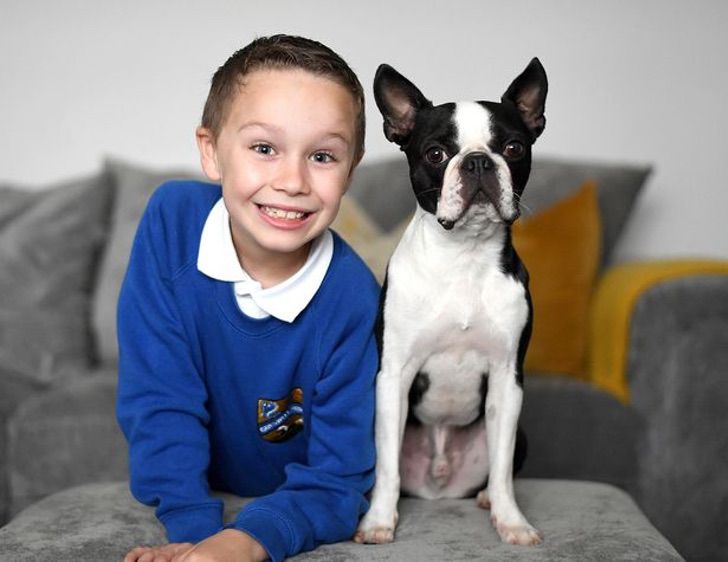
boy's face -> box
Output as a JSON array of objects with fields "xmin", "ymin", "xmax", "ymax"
[{"xmin": 197, "ymin": 68, "xmax": 359, "ymax": 269}]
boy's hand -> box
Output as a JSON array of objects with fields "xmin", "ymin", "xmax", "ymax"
[
  {"xmin": 172, "ymin": 529, "xmax": 268, "ymax": 562},
  {"xmin": 124, "ymin": 542, "xmax": 194, "ymax": 562}
]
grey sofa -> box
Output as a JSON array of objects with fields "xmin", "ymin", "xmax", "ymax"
[{"xmin": 0, "ymin": 156, "xmax": 726, "ymax": 560}]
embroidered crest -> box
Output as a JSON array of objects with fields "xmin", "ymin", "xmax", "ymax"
[{"xmin": 257, "ymin": 387, "xmax": 304, "ymax": 443}]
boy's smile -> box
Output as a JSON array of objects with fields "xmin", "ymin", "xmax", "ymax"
[{"xmin": 197, "ymin": 68, "xmax": 359, "ymax": 286}]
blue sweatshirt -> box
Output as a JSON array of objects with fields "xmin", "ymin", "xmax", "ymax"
[{"xmin": 116, "ymin": 180, "xmax": 379, "ymax": 561}]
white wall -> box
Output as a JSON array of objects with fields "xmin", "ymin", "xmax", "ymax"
[{"xmin": 1, "ymin": 0, "xmax": 727, "ymax": 262}]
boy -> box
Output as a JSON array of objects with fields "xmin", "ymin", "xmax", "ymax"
[{"xmin": 117, "ymin": 35, "xmax": 379, "ymax": 562}]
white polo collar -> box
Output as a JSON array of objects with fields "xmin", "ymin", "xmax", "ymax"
[{"xmin": 197, "ymin": 197, "xmax": 333, "ymax": 322}]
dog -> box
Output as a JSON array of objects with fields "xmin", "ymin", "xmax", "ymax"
[{"xmin": 354, "ymin": 58, "xmax": 548, "ymax": 547}]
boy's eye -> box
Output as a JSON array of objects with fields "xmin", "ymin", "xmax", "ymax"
[
  {"xmin": 311, "ymin": 151, "xmax": 336, "ymax": 164},
  {"xmin": 252, "ymin": 143, "xmax": 274, "ymax": 156}
]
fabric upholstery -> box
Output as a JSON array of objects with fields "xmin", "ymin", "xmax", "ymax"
[
  {"xmin": 0, "ymin": 480, "xmax": 682, "ymax": 561},
  {"xmin": 0, "ymin": 173, "xmax": 112, "ymax": 385},
  {"xmin": 331, "ymin": 194, "xmax": 382, "ymax": 247},
  {"xmin": 523, "ymin": 157, "xmax": 649, "ymax": 266},
  {"xmin": 513, "ymin": 182, "xmax": 601, "ymax": 377},
  {"xmin": 519, "ymin": 375, "xmax": 640, "ymax": 493},
  {"xmin": 91, "ymin": 159, "xmax": 198, "ymax": 364},
  {"xmin": 332, "ymin": 202, "xmax": 409, "ymax": 283},
  {"xmin": 6, "ymin": 369, "xmax": 127, "ymax": 517},
  {"xmin": 627, "ymin": 275, "xmax": 728, "ymax": 561},
  {"xmin": 588, "ymin": 259, "xmax": 728, "ymax": 402},
  {"xmin": 347, "ymin": 158, "xmax": 416, "ymax": 233}
]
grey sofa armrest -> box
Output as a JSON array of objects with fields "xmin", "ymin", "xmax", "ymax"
[{"xmin": 627, "ymin": 274, "xmax": 728, "ymax": 561}]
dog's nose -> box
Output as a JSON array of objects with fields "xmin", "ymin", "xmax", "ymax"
[
  {"xmin": 437, "ymin": 217, "xmax": 455, "ymax": 230},
  {"xmin": 462, "ymin": 152, "xmax": 493, "ymax": 175}
]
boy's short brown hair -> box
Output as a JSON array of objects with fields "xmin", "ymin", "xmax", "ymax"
[{"xmin": 201, "ymin": 34, "xmax": 365, "ymax": 162}]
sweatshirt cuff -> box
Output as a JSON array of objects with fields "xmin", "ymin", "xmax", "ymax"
[
  {"xmin": 161, "ymin": 503, "xmax": 224, "ymax": 543},
  {"xmin": 233, "ymin": 508, "xmax": 293, "ymax": 562}
]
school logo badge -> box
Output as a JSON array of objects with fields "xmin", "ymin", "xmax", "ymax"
[{"xmin": 257, "ymin": 387, "xmax": 304, "ymax": 443}]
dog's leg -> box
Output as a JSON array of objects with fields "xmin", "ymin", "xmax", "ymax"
[
  {"xmin": 355, "ymin": 361, "xmax": 416, "ymax": 544},
  {"xmin": 479, "ymin": 362, "xmax": 542, "ymax": 546}
]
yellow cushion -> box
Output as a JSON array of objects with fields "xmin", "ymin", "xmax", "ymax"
[
  {"xmin": 588, "ymin": 260, "xmax": 728, "ymax": 402},
  {"xmin": 513, "ymin": 181, "xmax": 602, "ymax": 377}
]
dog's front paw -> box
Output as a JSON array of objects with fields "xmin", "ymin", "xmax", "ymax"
[
  {"xmin": 490, "ymin": 513, "xmax": 543, "ymax": 546},
  {"xmin": 353, "ymin": 525, "xmax": 395, "ymax": 544},
  {"xmin": 354, "ymin": 511, "xmax": 399, "ymax": 544}
]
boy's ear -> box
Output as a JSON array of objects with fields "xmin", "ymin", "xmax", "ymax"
[{"xmin": 196, "ymin": 127, "xmax": 222, "ymax": 182}]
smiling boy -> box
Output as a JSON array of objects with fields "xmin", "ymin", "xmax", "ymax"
[{"xmin": 117, "ymin": 35, "xmax": 378, "ymax": 562}]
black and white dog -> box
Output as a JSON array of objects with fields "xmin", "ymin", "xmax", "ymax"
[{"xmin": 354, "ymin": 59, "xmax": 548, "ymax": 546}]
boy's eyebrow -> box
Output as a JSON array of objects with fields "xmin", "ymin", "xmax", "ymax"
[
  {"xmin": 237, "ymin": 122, "xmax": 352, "ymax": 145},
  {"xmin": 237, "ymin": 121, "xmax": 282, "ymax": 134}
]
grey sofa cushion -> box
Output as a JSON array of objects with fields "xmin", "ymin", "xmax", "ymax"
[
  {"xmin": 91, "ymin": 159, "xmax": 198, "ymax": 364},
  {"xmin": 6, "ymin": 370, "xmax": 127, "ymax": 517},
  {"xmin": 0, "ymin": 479, "xmax": 682, "ymax": 561},
  {"xmin": 519, "ymin": 375, "xmax": 641, "ymax": 494},
  {"xmin": 348, "ymin": 156, "xmax": 650, "ymax": 266},
  {"xmin": 0, "ymin": 173, "xmax": 112, "ymax": 385}
]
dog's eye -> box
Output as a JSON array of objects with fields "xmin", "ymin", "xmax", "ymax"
[
  {"xmin": 425, "ymin": 147, "xmax": 448, "ymax": 164},
  {"xmin": 503, "ymin": 142, "xmax": 525, "ymax": 160}
]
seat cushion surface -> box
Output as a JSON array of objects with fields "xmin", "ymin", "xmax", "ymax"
[{"xmin": 0, "ymin": 479, "xmax": 681, "ymax": 561}]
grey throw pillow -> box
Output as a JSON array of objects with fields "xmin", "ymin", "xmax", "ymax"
[
  {"xmin": 0, "ymin": 173, "xmax": 113, "ymax": 385},
  {"xmin": 91, "ymin": 159, "xmax": 199, "ymax": 364}
]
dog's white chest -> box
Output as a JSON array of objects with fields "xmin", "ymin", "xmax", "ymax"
[
  {"xmin": 385, "ymin": 212, "xmax": 528, "ymax": 366},
  {"xmin": 382, "ymin": 212, "xmax": 528, "ymax": 427}
]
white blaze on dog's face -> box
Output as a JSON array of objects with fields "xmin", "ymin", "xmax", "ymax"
[{"xmin": 437, "ymin": 101, "xmax": 517, "ymax": 229}]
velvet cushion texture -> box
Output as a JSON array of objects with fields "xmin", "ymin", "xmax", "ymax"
[
  {"xmin": 0, "ymin": 480, "xmax": 682, "ymax": 561},
  {"xmin": 0, "ymin": 174, "xmax": 112, "ymax": 385},
  {"xmin": 513, "ymin": 181, "xmax": 602, "ymax": 377},
  {"xmin": 523, "ymin": 158, "xmax": 649, "ymax": 266}
]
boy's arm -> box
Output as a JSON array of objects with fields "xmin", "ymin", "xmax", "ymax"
[
  {"xmin": 116, "ymin": 194, "xmax": 223, "ymax": 543},
  {"xmin": 231, "ymin": 274, "xmax": 379, "ymax": 562}
]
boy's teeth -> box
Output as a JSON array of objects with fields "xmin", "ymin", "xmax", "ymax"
[{"xmin": 262, "ymin": 206, "xmax": 306, "ymax": 220}]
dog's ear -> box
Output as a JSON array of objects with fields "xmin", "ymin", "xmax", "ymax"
[
  {"xmin": 374, "ymin": 64, "xmax": 432, "ymax": 147},
  {"xmin": 502, "ymin": 58, "xmax": 548, "ymax": 140}
]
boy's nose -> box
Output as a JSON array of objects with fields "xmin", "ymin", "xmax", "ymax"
[{"xmin": 272, "ymin": 157, "xmax": 310, "ymax": 195}]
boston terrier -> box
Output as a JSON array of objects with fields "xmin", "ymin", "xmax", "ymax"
[{"xmin": 354, "ymin": 59, "xmax": 548, "ymax": 546}]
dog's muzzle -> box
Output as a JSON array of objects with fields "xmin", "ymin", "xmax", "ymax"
[{"xmin": 436, "ymin": 151, "xmax": 518, "ymax": 229}]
